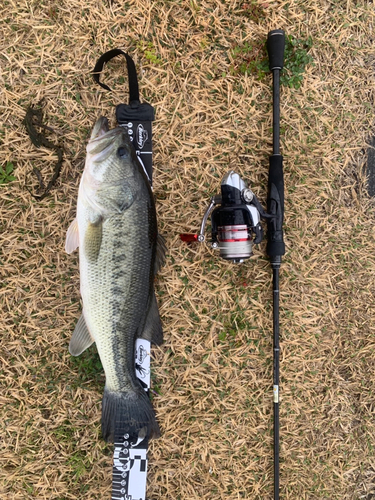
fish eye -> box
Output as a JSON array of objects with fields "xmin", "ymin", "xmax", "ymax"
[{"xmin": 117, "ymin": 147, "xmax": 129, "ymax": 158}]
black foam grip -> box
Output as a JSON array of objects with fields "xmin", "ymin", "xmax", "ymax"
[
  {"xmin": 266, "ymin": 155, "xmax": 285, "ymax": 258},
  {"xmin": 267, "ymin": 30, "xmax": 285, "ymax": 71}
]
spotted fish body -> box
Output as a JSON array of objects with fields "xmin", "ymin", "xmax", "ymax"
[{"xmin": 65, "ymin": 117, "xmax": 164, "ymax": 442}]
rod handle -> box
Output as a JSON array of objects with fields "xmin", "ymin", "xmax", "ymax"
[
  {"xmin": 266, "ymin": 154, "xmax": 285, "ymax": 259},
  {"xmin": 267, "ymin": 30, "xmax": 285, "ymax": 71}
]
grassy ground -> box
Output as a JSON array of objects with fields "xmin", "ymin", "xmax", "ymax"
[{"xmin": 1, "ymin": 0, "xmax": 375, "ymax": 498}]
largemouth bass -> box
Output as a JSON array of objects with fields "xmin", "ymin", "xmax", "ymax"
[{"xmin": 65, "ymin": 116, "xmax": 164, "ymax": 442}]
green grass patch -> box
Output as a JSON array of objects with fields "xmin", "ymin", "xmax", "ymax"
[
  {"xmin": 0, "ymin": 162, "xmax": 16, "ymax": 184},
  {"xmin": 230, "ymin": 34, "xmax": 313, "ymax": 89},
  {"xmin": 136, "ymin": 41, "xmax": 163, "ymax": 65}
]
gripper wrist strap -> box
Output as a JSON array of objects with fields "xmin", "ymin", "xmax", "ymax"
[{"xmin": 92, "ymin": 49, "xmax": 155, "ymax": 185}]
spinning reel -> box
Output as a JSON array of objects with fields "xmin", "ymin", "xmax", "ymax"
[{"xmin": 181, "ymin": 171, "xmax": 271, "ymax": 263}]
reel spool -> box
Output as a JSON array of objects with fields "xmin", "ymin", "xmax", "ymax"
[{"xmin": 181, "ymin": 171, "xmax": 269, "ymax": 264}]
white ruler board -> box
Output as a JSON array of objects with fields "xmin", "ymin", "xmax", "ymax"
[{"xmin": 111, "ymin": 339, "xmax": 151, "ymax": 500}]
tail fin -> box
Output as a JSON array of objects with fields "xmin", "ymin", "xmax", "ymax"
[{"xmin": 101, "ymin": 387, "xmax": 160, "ymax": 443}]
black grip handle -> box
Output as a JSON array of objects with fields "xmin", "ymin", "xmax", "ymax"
[
  {"xmin": 266, "ymin": 154, "xmax": 285, "ymax": 259},
  {"xmin": 267, "ymin": 29, "xmax": 285, "ymax": 71}
]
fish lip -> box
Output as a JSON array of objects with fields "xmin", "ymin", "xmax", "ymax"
[
  {"xmin": 89, "ymin": 123, "xmax": 125, "ymax": 145},
  {"xmin": 87, "ymin": 118, "xmax": 133, "ymax": 161},
  {"xmin": 90, "ymin": 116, "xmax": 129, "ymax": 144},
  {"xmin": 90, "ymin": 116, "xmax": 109, "ymax": 140},
  {"xmin": 87, "ymin": 123, "xmax": 133, "ymax": 161}
]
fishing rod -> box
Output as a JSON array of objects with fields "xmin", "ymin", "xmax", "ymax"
[
  {"xmin": 266, "ymin": 29, "xmax": 286, "ymax": 500},
  {"xmin": 181, "ymin": 29, "xmax": 286, "ymax": 499}
]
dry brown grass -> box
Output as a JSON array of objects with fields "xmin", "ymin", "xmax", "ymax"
[{"xmin": 1, "ymin": 0, "xmax": 375, "ymax": 498}]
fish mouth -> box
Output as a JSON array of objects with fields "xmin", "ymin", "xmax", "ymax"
[
  {"xmin": 87, "ymin": 117, "xmax": 132, "ymax": 161},
  {"xmin": 89, "ymin": 116, "xmax": 125, "ymax": 145},
  {"xmin": 90, "ymin": 116, "xmax": 110, "ymax": 141}
]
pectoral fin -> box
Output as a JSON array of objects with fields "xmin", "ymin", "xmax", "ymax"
[
  {"xmin": 84, "ymin": 218, "xmax": 103, "ymax": 262},
  {"xmin": 139, "ymin": 291, "xmax": 163, "ymax": 345},
  {"xmin": 69, "ymin": 312, "xmax": 95, "ymax": 356},
  {"xmin": 65, "ymin": 218, "xmax": 79, "ymax": 254}
]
